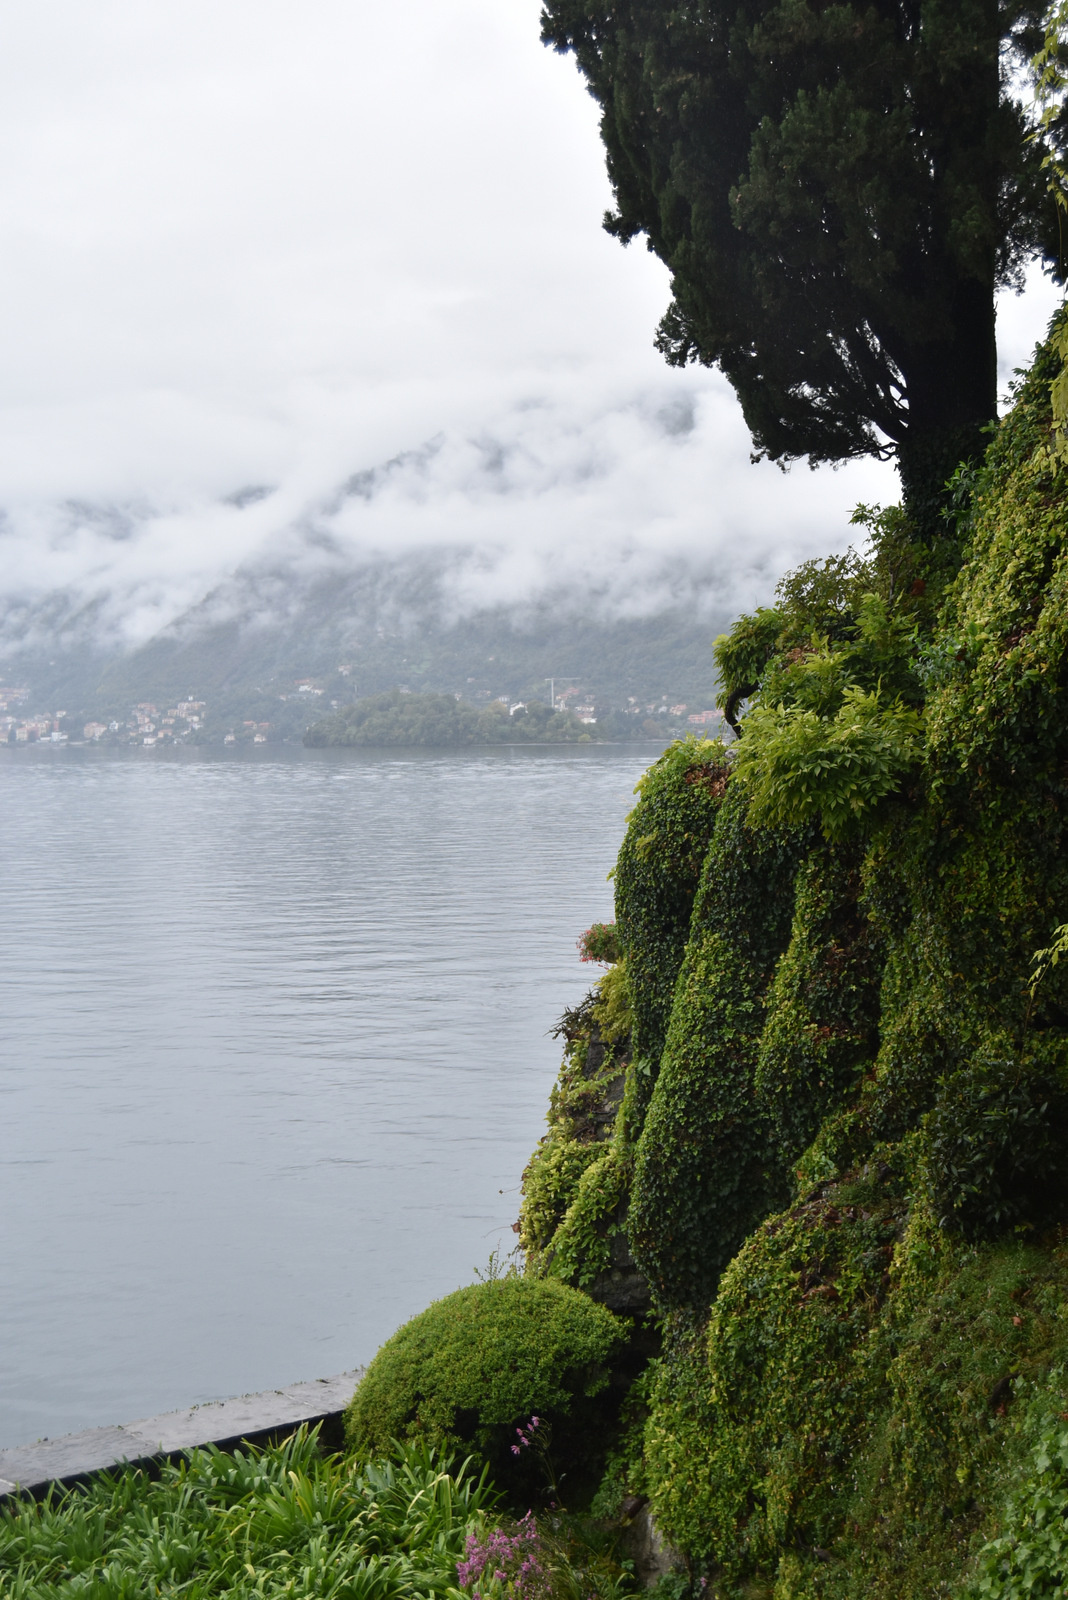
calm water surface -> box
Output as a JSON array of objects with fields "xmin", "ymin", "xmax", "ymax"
[{"xmin": 0, "ymin": 743, "xmax": 661, "ymax": 1449}]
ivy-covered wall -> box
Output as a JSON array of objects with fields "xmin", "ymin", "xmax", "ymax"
[
  {"xmin": 515, "ymin": 312, "xmax": 1068, "ymax": 1597},
  {"xmin": 628, "ymin": 783, "xmax": 807, "ymax": 1311},
  {"xmin": 612, "ymin": 739, "xmax": 729, "ymax": 1101}
]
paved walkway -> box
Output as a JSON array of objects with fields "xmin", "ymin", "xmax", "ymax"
[{"xmin": 0, "ymin": 1370, "xmax": 363, "ymax": 1498}]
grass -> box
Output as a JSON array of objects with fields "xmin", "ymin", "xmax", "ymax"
[{"xmin": 0, "ymin": 1430, "xmax": 496, "ymax": 1599}]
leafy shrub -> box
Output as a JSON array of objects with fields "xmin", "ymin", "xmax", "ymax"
[
  {"xmin": 344, "ymin": 1279, "xmax": 628, "ymax": 1502},
  {"xmin": 713, "ymin": 606, "xmax": 783, "ymax": 729},
  {"xmin": 963, "ymin": 1375, "xmax": 1068, "ymax": 1600},
  {"xmin": 734, "ymin": 685, "xmax": 923, "ymax": 841},
  {"xmin": 578, "ymin": 924, "xmax": 621, "ymax": 964}
]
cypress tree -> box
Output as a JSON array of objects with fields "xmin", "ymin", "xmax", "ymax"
[{"xmin": 542, "ymin": 0, "xmax": 1060, "ymax": 529}]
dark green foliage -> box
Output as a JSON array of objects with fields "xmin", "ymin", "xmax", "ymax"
[
  {"xmin": 519, "ymin": 967, "xmax": 650, "ymax": 1306},
  {"xmin": 645, "ymin": 1175, "xmax": 906, "ymax": 1579},
  {"xmin": 731, "ymin": 591, "xmax": 925, "ymax": 840},
  {"xmin": 924, "ymin": 1047, "xmax": 1068, "ymax": 1239},
  {"xmin": 541, "ymin": 0, "xmax": 1056, "ymax": 523},
  {"xmin": 755, "ymin": 840, "xmax": 883, "ymax": 1166},
  {"xmin": 612, "ymin": 738, "xmax": 730, "ymax": 1096},
  {"xmin": 520, "ymin": 971, "xmax": 632, "ymax": 1277},
  {"xmin": 500, "ymin": 319, "xmax": 1068, "ymax": 1595},
  {"xmin": 830, "ymin": 1234, "xmax": 1068, "ymax": 1600},
  {"xmin": 925, "ymin": 320, "xmax": 1068, "ymax": 798},
  {"xmin": 344, "ymin": 1279, "xmax": 627, "ymax": 1501},
  {"xmin": 628, "ymin": 782, "xmax": 808, "ymax": 1311},
  {"xmin": 0, "ymin": 1430, "xmax": 498, "ymax": 1599},
  {"xmin": 964, "ymin": 1378, "xmax": 1068, "ymax": 1600},
  {"xmin": 304, "ymin": 690, "xmax": 590, "ymax": 747},
  {"xmin": 622, "ymin": 317, "xmax": 1068, "ymax": 1595},
  {"xmin": 644, "ymin": 1181, "xmax": 1068, "ymax": 1597},
  {"xmin": 852, "ymin": 319, "xmax": 1068, "ymax": 1168},
  {"xmin": 714, "ymin": 555, "xmax": 881, "ymax": 733}
]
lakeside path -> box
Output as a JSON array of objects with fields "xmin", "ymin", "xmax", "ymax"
[{"xmin": 0, "ymin": 1370, "xmax": 362, "ymax": 1499}]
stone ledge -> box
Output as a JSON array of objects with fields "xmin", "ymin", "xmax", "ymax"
[{"xmin": 0, "ymin": 1370, "xmax": 363, "ymax": 1500}]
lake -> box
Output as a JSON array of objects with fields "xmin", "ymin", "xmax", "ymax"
[{"xmin": 0, "ymin": 742, "xmax": 661, "ymax": 1449}]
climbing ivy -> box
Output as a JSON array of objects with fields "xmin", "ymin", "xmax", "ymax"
[
  {"xmin": 755, "ymin": 838, "xmax": 883, "ymax": 1170},
  {"xmin": 519, "ymin": 963, "xmax": 636, "ymax": 1292},
  {"xmin": 612, "ymin": 737, "xmax": 730, "ymax": 1110},
  {"xmin": 628, "ymin": 781, "xmax": 808, "ymax": 1312}
]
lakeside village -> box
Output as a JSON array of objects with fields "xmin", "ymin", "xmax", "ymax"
[{"xmin": 0, "ymin": 673, "xmax": 724, "ymax": 747}]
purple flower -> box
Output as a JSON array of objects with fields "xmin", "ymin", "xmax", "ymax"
[{"xmin": 511, "ymin": 1445, "xmax": 521, "ymax": 1456}]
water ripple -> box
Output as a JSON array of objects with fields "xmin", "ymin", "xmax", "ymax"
[{"xmin": 0, "ymin": 743, "xmax": 658, "ymax": 1447}]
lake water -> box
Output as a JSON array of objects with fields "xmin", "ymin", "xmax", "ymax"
[{"xmin": 0, "ymin": 742, "xmax": 661, "ymax": 1450}]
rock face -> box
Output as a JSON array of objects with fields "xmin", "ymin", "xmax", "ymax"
[
  {"xmin": 587, "ymin": 1218, "xmax": 650, "ymax": 1315},
  {"xmin": 622, "ymin": 1503, "xmax": 678, "ymax": 1587}
]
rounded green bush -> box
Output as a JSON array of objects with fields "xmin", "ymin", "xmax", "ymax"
[{"xmin": 344, "ymin": 1278, "xmax": 628, "ymax": 1499}]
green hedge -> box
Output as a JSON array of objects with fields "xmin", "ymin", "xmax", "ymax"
[
  {"xmin": 627, "ymin": 781, "xmax": 807, "ymax": 1312},
  {"xmin": 344, "ymin": 1278, "xmax": 628, "ymax": 1503},
  {"xmin": 612, "ymin": 737, "xmax": 730, "ymax": 1106},
  {"xmin": 755, "ymin": 838, "xmax": 883, "ymax": 1169}
]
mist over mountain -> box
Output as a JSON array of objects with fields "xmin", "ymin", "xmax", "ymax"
[{"xmin": 0, "ymin": 380, "xmax": 899, "ymax": 733}]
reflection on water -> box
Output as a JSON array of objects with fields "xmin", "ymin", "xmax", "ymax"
[{"xmin": 0, "ymin": 743, "xmax": 660, "ymax": 1448}]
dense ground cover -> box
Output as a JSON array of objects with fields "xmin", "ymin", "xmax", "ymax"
[
  {"xmin": 0, "ymin": 1431, "xmax": 639, "ymax": 1600},
  {"xmin": 0, "ymin": 1433, "xmax": 495, "ymax": 1600}
]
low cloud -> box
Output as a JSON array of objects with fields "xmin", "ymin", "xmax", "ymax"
[
  {"xmin": 0, "ymin": 1, "xmax": 1056, "ymax": 670},
  {"xmin": 0, "ymin": 370, "xmax": 901, "ymax": 662}
]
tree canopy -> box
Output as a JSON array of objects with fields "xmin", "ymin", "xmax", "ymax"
[{"xmin": 542, "ymin": 0, "xmax": 1063, "ymax": 525}]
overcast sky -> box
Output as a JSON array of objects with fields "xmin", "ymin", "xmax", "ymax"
[{"xmin": 0, "ymin": 0, "xmax": 1061, "ymax": 646}]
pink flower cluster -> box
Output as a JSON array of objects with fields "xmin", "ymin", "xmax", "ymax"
[
  {"xmin": 511, "ymin": 1415, "xmax": 541, "ymax": 1456},
  {"xmin": 456, "ymin": 1511, "xmax": 546, "ymax": 1600},
  {"xmin": 576, "ymin": 923, "xmax": 619, "ymax": 965}
]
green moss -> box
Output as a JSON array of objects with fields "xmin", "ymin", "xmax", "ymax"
[
  {"xmin": 628, "ymin": 781, "xmax": 808, "ymax": 1312},
  {"xmin": 344, "ymin": 1278, "xmax": 628, "ymax": 1501}
]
